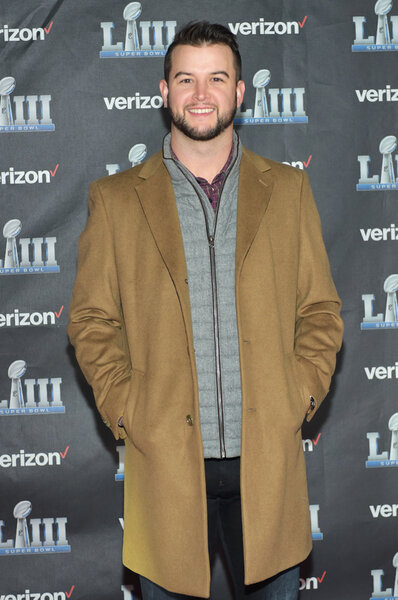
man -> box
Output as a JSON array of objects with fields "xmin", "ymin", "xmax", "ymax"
[{"xmin": 68, "ymin": 22, "xmax": 343, "ymax": 600}]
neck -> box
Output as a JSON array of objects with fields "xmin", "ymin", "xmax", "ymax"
[{"xmin": 170, "ymin": 126, "xmax": 234, "ymax": 181}]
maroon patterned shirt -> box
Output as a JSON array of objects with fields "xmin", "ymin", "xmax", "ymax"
[{"xmin": 172, "ymin": 145, "xmax": 234, "ymax": 213}]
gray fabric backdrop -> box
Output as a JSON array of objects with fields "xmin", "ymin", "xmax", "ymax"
[{"xmin": 1, "ymin": 1, "xmax": 398, "ymax": 598}]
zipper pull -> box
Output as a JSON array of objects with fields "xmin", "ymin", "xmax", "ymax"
[{"xmin": 208, "ymin": 235, "xmax": 215, "ymax": 247}]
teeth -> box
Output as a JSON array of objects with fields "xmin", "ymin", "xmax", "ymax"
[{"xmin": 188, "ymin": 108, "xmax": 214, "ymax": 114}]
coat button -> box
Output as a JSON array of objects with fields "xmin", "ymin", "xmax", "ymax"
[{"xmin": 186, "ymin": 414, "xmax": 194, "ymax": 426}]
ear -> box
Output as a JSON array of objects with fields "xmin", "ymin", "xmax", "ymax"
[
  {"xmin": 236, "ymin": 80, "xmax": 245, "ymax": 109},
  {"xmin": 159, "ymin": 79, "xmax": 169, "ymax": 107}
]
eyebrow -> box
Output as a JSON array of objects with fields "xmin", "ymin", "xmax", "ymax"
[{"xmin": 174, "ymin": 70, "xmax": 230, "ymax": 79}]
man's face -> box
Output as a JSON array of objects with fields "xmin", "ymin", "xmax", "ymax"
[{"xmin": 159, "ymin": 43, "xmax": 245, "ymax": 142}]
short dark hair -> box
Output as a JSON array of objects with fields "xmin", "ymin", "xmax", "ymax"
[{"xmin": 164, "ymin": 21, "xmax": 242, "ymax": 82}]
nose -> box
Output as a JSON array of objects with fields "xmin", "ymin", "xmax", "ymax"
[{"xmin": 193, "ymin": 80, "xmax": 209, "ymax": 101}]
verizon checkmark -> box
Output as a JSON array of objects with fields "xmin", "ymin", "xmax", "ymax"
[
  {"xmin": 44, "ymin": 21, "xmax": 54, "ymax": 35},
  {"xmin": 55, "ymin": 305, "xmax": 64, "ymax": 319},
  {"xmin": 299, "ymin": 16, "xmax": 308, "ymax": 28},
  {"xmin": 60, "ymin": 446, "xmax": 70, "ymax": 459},
  {"xmin": 312, "ymin": 433, "xmax": 321, "ymax": 446},
  {"xmin": 50, "ymin": 163, "xmax": 59, "ymax": 177},
  {"xmin": 317, "ymin": 570, "xmax": 326, "ymax": 584},
  {"xmin": 65, "ymin": 585, "xmax": 75, "ymax": 598},
  {"xmin": 303, "ymin": 155, "xmax": 312, "ymax": 168}
]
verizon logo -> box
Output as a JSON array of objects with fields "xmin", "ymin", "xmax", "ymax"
[
  {"xmin": 356, "ymin": 85, "xmax": 398, "ymax": 103},
  {"xmin": 228, "ymin": 17, "xmax": 307, "ymax": 36}
]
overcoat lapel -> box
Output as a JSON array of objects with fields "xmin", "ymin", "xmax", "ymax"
[
  {"xmin": 236, "ymin": 150, "xmax": 274, "ymax": 277},
  {"xmin": 134, "ymin": 147, "xmax": 274, "ymax": 348},
  {"xmin": 134, "ymin": 153, "xmax": 194, "ymax": 346}
]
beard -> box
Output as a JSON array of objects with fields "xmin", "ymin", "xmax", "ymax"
[{"xmin": 167, "ymin": 99, "xmax": 237, "ymax": 141}]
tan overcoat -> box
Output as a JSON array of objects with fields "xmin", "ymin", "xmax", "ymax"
[{"xmin": 68, "ymin": 146, "xmax": 343, "ymax": 598}]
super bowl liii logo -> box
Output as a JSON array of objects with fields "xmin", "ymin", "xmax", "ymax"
[
  {"xmin": 353, "ymin": 0, "xmax": 398, "ymax": 52},
  {"xmin": 370, "ymin": 553, "xmax": 398, "ymax": 599},
  {"xmin": 121, "ymin": 586, "xmax": 135, "ymax": 600},
  {"xmin": 367, "ymin": 413, "xmax": 398, "ymax": 467},
  {"xmin": 115, "ymin": 445, "xmax": 125, "ymax": 480},
  {"xmin": 100, "ymin": 1, "xmax": 176, "ymax": 58},
  {"xmin": 362, "ymin": 275, "xmax": 398, "ymax": 329},
  {"xmin": 0, "ymin": 500, "xmax": 70, "ymax": 555},
  {"xmin": 0, "ymin": 219, "xmax": 59, "ymax": 275},
  {"xmin": 106, "ymin": 143, "xmax": 147, "ymax": 175},
  {"xmin": 309, "ymin": 504, "xmax": 323, "ymax": 541},
  {"xmin": 357, "ymin": 135, "xmax": 398, "ymax": 191},
  {"xmin": 234, "ymin": 69, "xmax": 307, "ymax": 125},
  {"xmin": 0, "ymin": 360, "xmax": 64, "ymax": 416},
  {"xmin": 0, "ymin": 77, "xmax": 54, "ymax": 132}
]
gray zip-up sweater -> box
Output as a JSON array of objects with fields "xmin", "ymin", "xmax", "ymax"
[{"xmin": 163, "ymin": 133, "xmax": 243, "ymax": 458}]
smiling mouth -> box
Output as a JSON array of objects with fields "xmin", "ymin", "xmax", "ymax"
[{"xmin": 187, "ymin": 107, "xmax": 215, "ymax": 114}]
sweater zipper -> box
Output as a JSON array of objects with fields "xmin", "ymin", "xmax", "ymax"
[
  {"xmin": 200, "ymin": 158, "xmax": 237, "ymax": 459},
  {"xmin": 187, "ymin": 189, "xmax": 225, "ymax": 459},
  {"xmin": 174, "ymin": 147, "xmax": 238, "ymax": 459},
  {"xmin": 207, "ymin": 231, "xmax": 226, "ymax": 458}
]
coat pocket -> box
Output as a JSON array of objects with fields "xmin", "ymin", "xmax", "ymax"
[
  {"xmin": 285, "ymin": 352, "xmax": 310, "ymax": 421},
  {"xmin": 123, "ymin": 368, "xmax": 145, "ymax": 441}
]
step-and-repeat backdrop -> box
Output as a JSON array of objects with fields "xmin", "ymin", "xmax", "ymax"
[{"xmin": 1, "ymin": 0, "xmax": 398, "ymax": 598}]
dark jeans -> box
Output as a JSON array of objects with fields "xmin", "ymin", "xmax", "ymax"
[{"xmin": 140, "ymin": 457, "xmax": 300, "ymax": 600}]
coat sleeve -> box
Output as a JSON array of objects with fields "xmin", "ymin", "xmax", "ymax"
[
  {"xmin": 294, "ymin": 171, "xmax": 344, "ymax": 421},
  {"xmin": 67, "ymin": 181, "xmax": 130, "ymax": 439}
]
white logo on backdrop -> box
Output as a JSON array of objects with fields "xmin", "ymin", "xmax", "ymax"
[
  {"xmin": 100, "ymin": 2, "xmax": 176, "ymax": 58},
  {"xmin": 234, "ymin": 69, "xmax": 307, "ymax": 125},
  {"xmin": 0, "ymin": 501, "xmax": 70, "ymax": 555},
  {"xmin": 353, "ymin": 0, "xmax": 398, "ymax": 51},
  {"xmin": 0, "ymin": 77, "xmax": 54, "ymax": 132}
]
